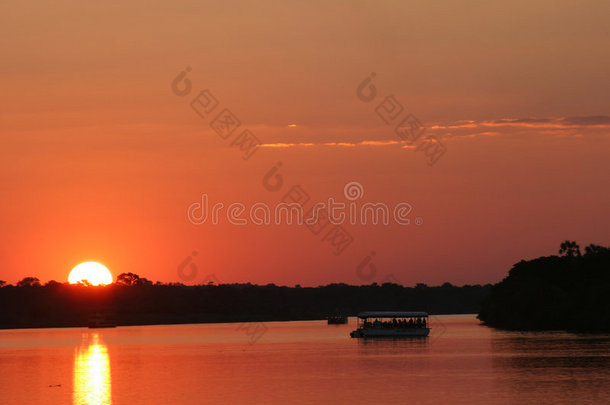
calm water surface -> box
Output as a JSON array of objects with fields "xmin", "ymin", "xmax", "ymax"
[{"xmin": 1, "ymin": 315, "xmax": 609, "ymax": 404}]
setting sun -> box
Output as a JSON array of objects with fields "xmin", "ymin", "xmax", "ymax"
[{"xmin": 68, "ymin": 262, "xmax": 113, "ymax": 286}]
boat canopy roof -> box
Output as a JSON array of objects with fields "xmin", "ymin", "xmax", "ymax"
[{"xmin": 357, "ymin": 311, "xmax": 429, "ymax": 319}]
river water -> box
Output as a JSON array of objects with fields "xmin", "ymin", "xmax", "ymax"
[{"xmin": 1, "ymin": 315, "xmax": 609, "ymax": 404}]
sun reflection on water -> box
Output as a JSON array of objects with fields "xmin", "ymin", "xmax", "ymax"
[{"xmin": 73, "ymin": 333, "xmax": 112, "ymax": 405}]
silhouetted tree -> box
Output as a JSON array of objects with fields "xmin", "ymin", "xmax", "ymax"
[
  {"xmin": 16, "ymin": 277, "xmax": 41, "ymax": 287},
  {"xmin": 559, "ymin": 240, "xmax": 581, "ymax": 257},
  {"xmin": 479, "ymin": 241, "xmax": 610, "ymax": 332},
  {"xmin": 0, "ymin": 280, "xmax": 6, "ymax": 288},
  {"xmin": 137, "ymin": 277, "xmax": 153, "ymax": 286},
  {"xmin": 116, "ymin": 272, "xmax": 141, "ymax": 286},
  {"xmin": 44, "ymin": 280, "xmax": 62, "ymax": 288},
  {"xmin": 0, "ymin": 274, "xmax": 491, "ymax": 329},
  {"xmin": 584, "ymin": 244, "xmax": 609, "ymax": 256}
]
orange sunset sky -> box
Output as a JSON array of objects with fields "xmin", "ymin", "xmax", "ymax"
[{"xmin": 1, "ymin": 0, "xmax": 609, "ymax": 286}]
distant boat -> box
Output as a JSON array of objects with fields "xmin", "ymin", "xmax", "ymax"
[
  {"xmin": 350, "ymin": 311, "xmax": 430, "ymax": 338},
  {"xmin": 88, "ymin": 313, "xmax": 117, "ymax": 328},
  {"xmin": 327, "ymin": 315, "xmax": 348, "ymax": 324}
]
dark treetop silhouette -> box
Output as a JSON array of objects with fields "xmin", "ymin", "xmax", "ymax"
[
  {"xmin": 0, "ymin": 277, "xmax": 489, "ymax": 329},
  {"xmin": 478, "ymin": 241, "xmax": 610, "ymax": 332}
]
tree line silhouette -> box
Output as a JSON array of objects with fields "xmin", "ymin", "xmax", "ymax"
[
  {"xmin": 478, "ymin": 241, "xmax": 610, "ymax": 332},
  {"xmin": 0, "ymin": 275, "xmax": 489, "ymax": 329}
]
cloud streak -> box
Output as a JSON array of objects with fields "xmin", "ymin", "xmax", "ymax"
[
  {"xmin": 432, "ymin": 116, "xmax": 610, "ymax": 130},
  {"xmin": 258, "ymin": 116, "xmax": 610, "ymax": 148},
  {"xmin": 260, "ymin": 140, "xmax": 410, "ymax": 148}
]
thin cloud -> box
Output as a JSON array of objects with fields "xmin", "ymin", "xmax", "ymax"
[
  {"xmin": 433, "ymin": 116, "xmax": 610, "ymax": 131},
  {"xmin": 259, "ymin": 142, "xmax": 316, "ymax": 148},
  {"xmin": 260, "ymin": 140, "xmax": 406, "ymax": 148},
  {"xmin": 258, "ymin": 116, "xmax": 609, "ymax": 148}
]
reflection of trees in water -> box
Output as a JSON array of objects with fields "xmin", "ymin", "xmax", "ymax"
[
  {"xmin": 73, "ymin": 333, "xmax": 112, "ymax": 405},
  {"xmin": 490, "ymin": 333, "xmax": 610, "ymax": 402}
]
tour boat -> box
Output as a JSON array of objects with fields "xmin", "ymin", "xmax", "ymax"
[{"xmin": 349, "ymin": 311, "xmax": 430, "ymax": 338}]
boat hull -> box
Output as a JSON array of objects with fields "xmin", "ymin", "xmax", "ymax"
[{"xmin": 350, "ymin": 328, "xmax": 430, "ymax": 338}]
